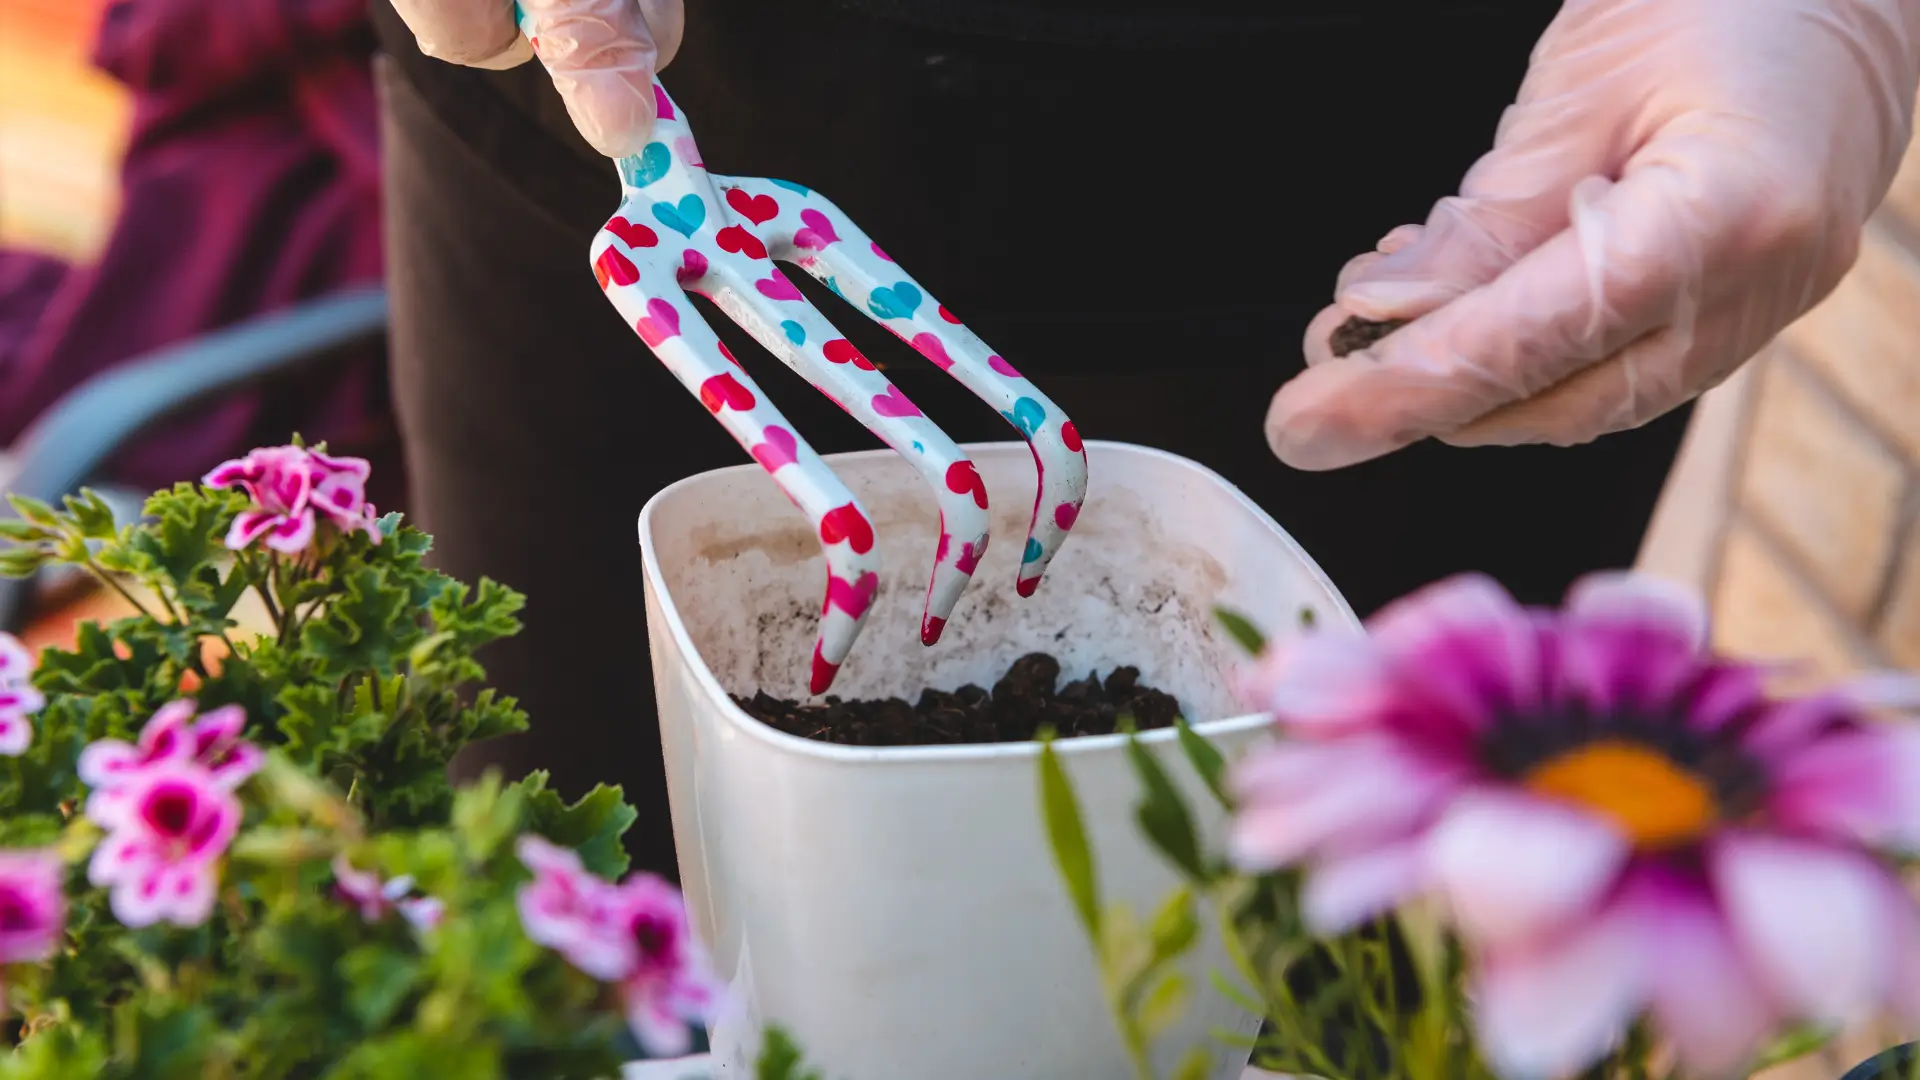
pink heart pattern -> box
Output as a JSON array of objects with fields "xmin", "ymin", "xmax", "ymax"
[
  {"xmin": 792, "ymin": 209, "xmax": 841, "ymax": 251},
  {"xmin": 824, "ymin": 571, "xmax": 879, "ymax": 619},
  {"xmin": 752, "ymin": 425, "xmax": 798, "ymax": 473},
  {"xmin": 636, "ymin": 298, "xmax": 681, "ymax": 346},
  {"xmin": 910, "ymin": 333, "xmax": 954, "ymax": 371},
  {"xmin": 756, "ymin": 270, "xmax": 803, "ymax": 302},
  {"xmin": 870, "ymin": 386, "xmax": 921, "ymax": 418}
]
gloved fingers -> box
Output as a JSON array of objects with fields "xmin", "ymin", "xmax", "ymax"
[
  {"xmin": 1270, "ymin": 163, "xmax": 1711, "ymax": 470},
  {"xmin": 1438, "ymin": 316, "xmax": 1706, "ymax": 448},
  {"xmin": 391, "ymin": 0, "xmax": 526, "ymax": 67},
  {"xmin": 1331, "ymin": 226, "xmax": 1427, "ymax": 304},
  {"xmin": 520, "ymin": 0, "xmax": 668, "ymax": 157}
]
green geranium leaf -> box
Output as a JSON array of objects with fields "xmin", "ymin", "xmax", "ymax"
[{"xmin": 517, "ymin": 774, "xmax": 639, "ymax": 879}]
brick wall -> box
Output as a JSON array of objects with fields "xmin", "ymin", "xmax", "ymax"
[{"xmin": 1659, "ymin": 130, "xmax": 1920, "ymax": 688}]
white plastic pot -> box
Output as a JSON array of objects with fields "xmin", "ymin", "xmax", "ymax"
[{"xmin": 639, "ymin": 441, "xmax": 1358, "ymax": 1080}]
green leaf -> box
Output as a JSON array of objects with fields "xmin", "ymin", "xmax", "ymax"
[
  {"xmin": 340, "ymin": 945, "xmax": 422, "ymax": 1028},
  {"xmin": 756, "ymin": 1026, "xmax": 823, "ymax": 1080},
  {"xmin": 516, "ymin": 774, "xmax": 639, "ymax": 879},
  {"xmin": 1136, "ymin": 970, "xmax": 1190, "ymax": 1039},
  {"xmin": 1125, "ymin": 734, "xmax": 1205, "ymax": 882},
  {"xmin": 1750, "ymin": 1024, "xmax": 1833, "ymax": 1071},
  {"xmin": 451, "ymin": 772, "xmax": 524, "ymax": 864},
  {"xmin": 0, "ymin": 518, "xmax": 47, "ymax": 542},
  {"xmin": 66, "ymin": 489, "xmax": 118, "ymax": 539},
  {"xmin": 0, "ymin": 547, "xmax": 50, "ymax": 577},
  {"xmin": 1174, "ymin": 719, "xmax": 1229, "ymax": 809},
  {"xmin": 7, "ymin": 494, "xmax": 58, "ymax": 528},
  {"xmin": 1211, "ymin": 606, "xmax": 1267, "ymax": 656},
  {"xmin": 305, "ymin": 565, "xmax": 418, "ymax": 676},
  {"xmin": 1147, "ymin": 886, "xmax": 1199, "ymax": 963},
  {"xmin": 1169, "ymin": 1046, "xmax": 1213, "ymax": 1080},
  {"xmin": 1037, "ymin": 738, "xmax": 1100, "ymax": 938}
]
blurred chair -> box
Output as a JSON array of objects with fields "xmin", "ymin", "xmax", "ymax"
[{"xmin": 0, "ymin": 286, "xmax": 388, "ymax": 634}]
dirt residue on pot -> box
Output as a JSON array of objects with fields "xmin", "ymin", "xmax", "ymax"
[
  {"xmin": 1328, "ymin": 316, "xmax": 1407, "ymax": 357},
  {"xmin": 733, "ymin": 651, "xmax": 1181, "ymax": 746}
]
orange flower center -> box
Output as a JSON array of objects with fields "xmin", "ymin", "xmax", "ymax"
[{"xmin": 1524, "ymin": 739, "xmax": 1718, "ymax": 849}]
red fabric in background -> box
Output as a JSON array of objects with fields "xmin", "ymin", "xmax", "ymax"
[{"xmin": 0, "ymin": 0, "xmax": 399, "ymax": 508}]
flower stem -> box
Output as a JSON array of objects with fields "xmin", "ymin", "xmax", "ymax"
[{"xmin": 79, "ymin": 554, "xmax": 155, "ymax": 621}]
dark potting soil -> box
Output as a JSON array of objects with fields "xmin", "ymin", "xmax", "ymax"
[
  {"xmin": 1328, "ymin": 315, "xmax": 1407, "ymax": 357},
  {"xmin": 732, "ymin": 652, "xmax": 1182, "ymax": 747}
]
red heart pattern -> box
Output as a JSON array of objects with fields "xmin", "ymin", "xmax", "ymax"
[
  {"xmin": 818, "ymin": 504, "xmax": 875, "ymax": 554},
  {"xmin": 1054, "ymin": 502, "xmax": 1080, "ymax": 530},
  {"xmin": 725, "ymin": 188, "xmax": 779, "ymax": 225},
  {"xmin": 945, "ymin": 461, "xmax": 988, "ymax": 509},
  {"xmin": 823, "ymin": 571, "xmax": 879, "ymax": 619},
  {"xmin": 605, "ymin": 216, "xmax": 659, "ymax": 249},
  {"xmin": 1061, "ymin": 421, "xmax": 1083, "ymax": 453},
  {"xmin": 718, "ymin": 340, "xmax": 740, "ymax": 367},
  {"xmin": 823, "ymin": 339, "xmax": 875, "ymax": 371},
  {"xmin": 594, "ymin": 247, "xmax": 639, "ymax": 289},
  {"xmin": 699, "ymin": 373, "xmax": 755, "ymax": 414},
  {"xmin": 716, "ymin": 225, "xmax": 768, "ymax": 260},
  {"xmin": 938, "ymin": 305, "xmax": 962, "ymax": 325}
]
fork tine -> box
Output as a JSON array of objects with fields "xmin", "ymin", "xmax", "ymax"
[
  {"xmin": 687, "ymin": 243, "xmax": 992, "ymax": 648},
  {"xmin": 716, "ymin": 176, "xmax": 1090, "ymax": 600},
  {"xmin": 591, "ymin": 221, "xmax": 881, "ymax": 694}
]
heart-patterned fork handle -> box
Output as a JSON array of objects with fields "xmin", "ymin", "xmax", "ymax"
[{"xmin": 520, "ymin": 17, "xmax": 1087, "ymax": 693}]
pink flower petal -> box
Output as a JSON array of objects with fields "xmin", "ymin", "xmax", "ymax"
[
  {"xmin": 1236, "ymin": 630, "xmax": 1395, "ymax": 736},
  {"xmin": 1686, "ymin": 662, "xmax": 1770, "ymax": 734},
  {"xmin": 1473, "ymin": 910, "xmax": 1645, "ymax": 1080},
  {"xmin": 0, "ymin": 713, "xmax": 31, "ymax": 756},
  {"xmin": 0, "ymin": 633, "xmax": 33, "ymax": 683},
  {"xmin": 1713, "ymin": 834, "xmax": 1893, "ymax": 1024},
  {"xmin": 1426, "ymin": 791, "xmax": 1628, "ymax": 950},
  {"xmin": 1625, "ymin": 868, "xmax": 1775, "ymax": 1077},
  {"xmin": 1302, "ymin": 839, "xmax": 1426, "ymax": 933},
  {"xmin": 0, "ymin": 685, "xmax": 45, "ymax": 714},
  {"xmin": 224, "ymin": 510, "xmax": 281, "ymax": 551},
  {"xmin": 153, "ymin": 862, "xmax": 218, "ymax": 927},
  {"xmin": 202, "ymin": 457, "xmax": 259, "ymax": 489},
  {"xmin": 624, "ymin": 977, "xmax": 696, "ymax": 1057},
  {"xmin": 1371, "ymin": 575, "xmax": 1543, "ymax": 721},
  {"xmin": 1768, "ymin": 727, "xmax": 1920, "ymax": 850},
  {"xmin": 263, "ymin": 510, "xmax": 317, "ymax": 554},
  {"xmin": 192, "ymin": 704, "xmax": 247, "ymax": 748},
  {"xmin": 516, "ymin": 834, "xmax": 585, "ymax": 877},
  {"xmin": 207, "ymin": 741, "xmax": 265, "ymax": 790},
  {"xmin": 1228, "ymin": 737, "xmax": 1460, "ymax": 869},
  {"xmin": 1564, "ymin": 572, "xmax": 1709, "ymax": 651}
]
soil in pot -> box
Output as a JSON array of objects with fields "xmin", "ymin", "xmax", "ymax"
[{"xmin": 733, "ymin": 652, "xmax": 1181, "ymax": 746}]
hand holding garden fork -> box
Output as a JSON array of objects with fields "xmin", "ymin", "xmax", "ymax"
[{"xmin": 521, "ymin": 22, "xmax": 1088, "ymax": 695}]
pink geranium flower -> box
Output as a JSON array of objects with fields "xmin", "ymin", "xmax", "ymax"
[
  {"xmin": 0, "ymin": 632, "xmax": 42, "ymax": 757},
  {"xmin": 80, "ymin": 701, "xmax": 261, "ymax": 822},
  {"xmin": 86, "ymin": 760, "xmax": 241, "ymax": 927},
  {"xmin": 333, "ymin": 855, "xmax": 443, "ymax": 932},
  {"xmin": 515, "ymin": 835, "xmax": 718, "ymax": 1056},
  {"xmin": 1231, "ymin": 572, "xmax": 1920, "ymax": 1079},
  {"xmin": 204, "ymin": 444, "xmax": 380, "ymax": 553},
  {"xmin": 0, "ymin": 850, "xmax": 65, "ymax": 965}
]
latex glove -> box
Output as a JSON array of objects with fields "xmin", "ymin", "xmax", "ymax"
[
  {"xmin": 389, "ymin": 0, "xmax": 685, "ymax": 157},
  {"xmin": 1267, "ymin": 0, "xmax": 1920, "ymax": 471}
]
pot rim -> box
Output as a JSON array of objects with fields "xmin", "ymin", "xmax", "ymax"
[{"xmin": 638, "ymin": 439, "xmax": 1359, "ymax": 767}]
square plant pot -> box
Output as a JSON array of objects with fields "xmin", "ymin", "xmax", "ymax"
[{"xmin": 639, "ymin": 441, "xmax": 1357, "ymax": 1080}]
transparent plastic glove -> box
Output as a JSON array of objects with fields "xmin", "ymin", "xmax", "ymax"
[
  {"xmin": 389, "ymin": 0, "xmax": 684, "ymax": 157},
  {"xmin": 1268, "ymin": 0, "xmax": 1920, "ymax": 471}
]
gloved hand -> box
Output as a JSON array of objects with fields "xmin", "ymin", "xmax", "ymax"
[
  {"xmin": 389, "ymin": 0, "xmax": 685, "ymax": 158},
  {"xmin": 1267, "ymin": 0, "xmax": 1920, "ymax": 471}
]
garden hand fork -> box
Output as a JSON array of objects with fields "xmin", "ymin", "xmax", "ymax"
[{"xmin": 521, "ymin": 21, "xmax": 1088, "ymax": 695}]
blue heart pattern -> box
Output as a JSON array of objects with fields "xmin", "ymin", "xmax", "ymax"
[
  {"xmin": 1002, "ymin": 396, "xmax": 1046, "ymax": 438},
  {"xmin": 619, "ymin": 142, "xmax": 673, "ymax": 188},
  {"xmin": 824, "ymin": 276, "xmax": 845, "ymax": 299},
  {"xmin": 867, "ymin": 281, "xmax": 922, "ymax": 321},
  {"xmin": 1023, "ymin": 537, "xmax": 1044, "ymax": 564},
  {"xmin": 651, "ymin": 195, "xmax": 706, "ymax": 238},
  {"xmin": 781, "ymin": 320, "xmax": 806, "ymax": 345},
  {"xmin": 769, "ymin": 179, "xmax": 812, "ymax": 194}
]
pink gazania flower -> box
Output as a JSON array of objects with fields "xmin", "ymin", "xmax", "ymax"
[
  {"xmin": 332, "ymin": 855, "xmax": 444, "ymax": 932},
  {"xmin": 1230, "ymin": 571, "xmax": 1920, "ymax": 1080},
  {"xmin": 86, "ymin": 760, "xmax": 241, "ymax": 927},
  {"xmin": 516, "ymin": 835, "xmax": 719, "ymax": 1056},
  {"xmin": 0, "ymin": 849, "xmax": 65, "ymax": 965},
  {"xmin": 0, "ymin": 632, "xmax": 42, "ymax": 757},
  {"xmin": 203, "ymin": 444, "xmax": 381, "ymax": 553},
  {"xmin": 79, "ymin": 701, "xmax": 261, "ymax": 822}
]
